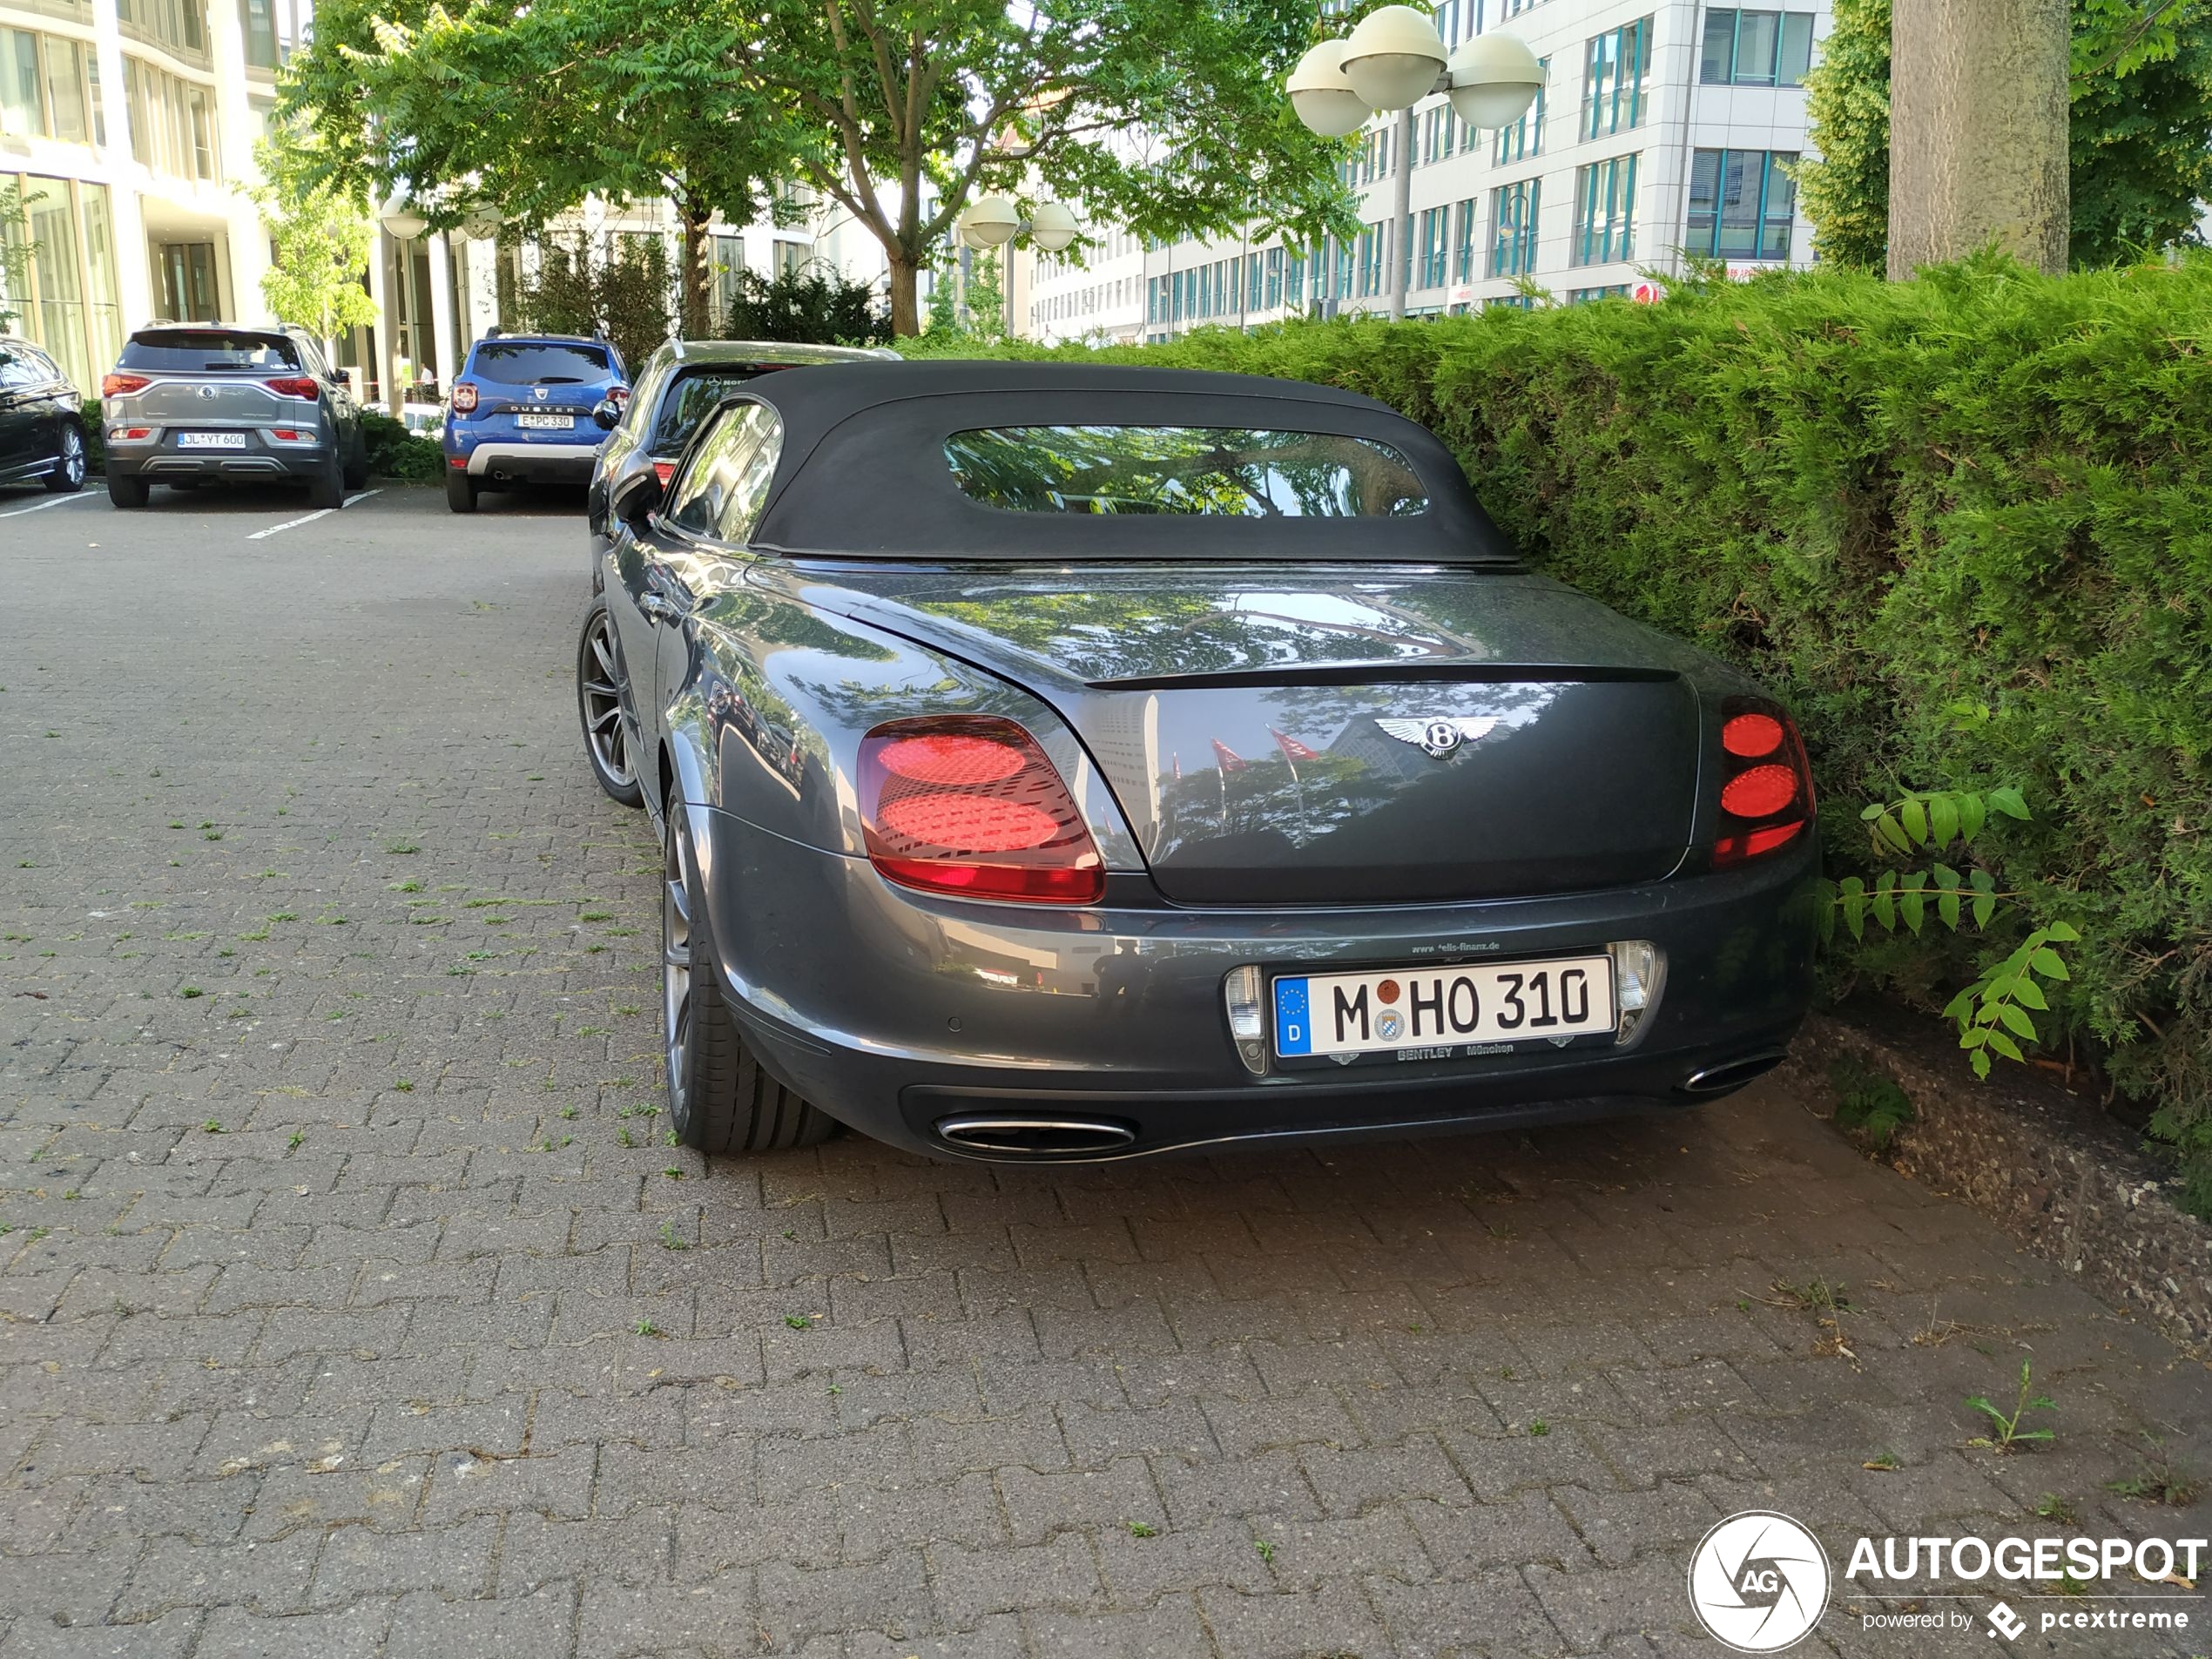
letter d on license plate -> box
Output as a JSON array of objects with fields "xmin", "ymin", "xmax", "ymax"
[{"xmin": 1274, "ymin": 955, "xmax": 1615, "ymax": 1059}]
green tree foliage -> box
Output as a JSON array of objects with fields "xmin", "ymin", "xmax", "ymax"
[
  {"xmin": 732, "ymin": 0, "xmax": 1352, "ymax": 334},
  {"xmin": 509, "ymin": 233, "xmax": 673, "ymax": 373},
  {"xmin": 718, "ymin": 262, "xmax": 889, "ymax": 344},
  {"xmin": 250, "ymin": 121, "xmax": 379, "ymax": 349},
  {"xmin": 1796, "ymin": 0, "xmax": 1890, "ymax": 272},
  {"xmin": 1802, "ymin": 0, "xmax": 2212, "ymax": 268},
  {"xmin": 279, "ymin": 0, "xmax": 793, "ymax": 335},
  {"xmin": 905, "ymin": 254, "xmax": 2212, "ymax": 1215},
  {"xmin": 963, "ymin": 252, "xmax": 1007, "ymax": 342}
]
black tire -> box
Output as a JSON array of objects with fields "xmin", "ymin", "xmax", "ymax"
[
  {"xmin": 307, "ymin": 455, "xmax": 344, "ymax": 509},
  {"xmin": 341, "ymin": 428, "xmax": 368, "ymax": 491},
  {"xmin": 445, "ymin": 469, "xmax": 478, "ymax": 514},
  {"xmin": 108, "ymin": 472, "xmax": 149, "ymax": 509},
  {"xmin": 662, "ymin": 785, "xmax": 835, "ymax": 1156},
  {"xmin": 576, "ymin": 604, "xmax": 644, "ymax": 808},
  {"xmin": 43, "ymin": 424, "xmax": 86, "ymax": 493}
]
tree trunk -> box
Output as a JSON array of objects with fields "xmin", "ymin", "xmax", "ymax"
[
  {"xmin": 1887, "ymin": 0, "xmax": 2069, "ymax": 277},
  {"xmin": 887, "ymin": 248, "xmax": 921, "ymax": 336},
  {"xmin": 678, "ymin": 204, "xmax": 713, "ymax": 338}
]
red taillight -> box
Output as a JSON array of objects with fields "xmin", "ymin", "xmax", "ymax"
[
  {"xmin": 268, "ymin": 428, "xmax": 303, "ymax": 442},
  {"xmin": 117, "ymin": 427, "xmax": 151, "ymax": 440},
  {"xmin": 102, "ymin": 372, "xmax": 149, "ymax": 398},
  {"xmin": 1712, "ymin": 698, "xmax": 1812, "ymax": 868},
  {"xmin": 859, "ymin": 716, "xmax": 1104, "ymax": 905},
  {"xmin": 609, "ymin": 385, "xmax": 630, "ymax": 406},
  {"xmin": 451, "ymin": 381, "xmax": 479, "ymax": 415},
  {"xmin": 1721, "ymin": 711, "xmax": 1784, "ymax": 758},
  {"xmin": 265, "ymin": 376, "xmax": 319, "ymax": 399},
  {"xmin": 652, "ymin": 461, "xmax": 675, "ymax": 488}
]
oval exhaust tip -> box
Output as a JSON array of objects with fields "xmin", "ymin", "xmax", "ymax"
[
  {"xmin": 935, "ymin": 1116, "xmax": 1138, "ymax": 1157},
  {"xmin": 1680, "ymin": 1052, "xmax": 1789, "ymax": 1096}
]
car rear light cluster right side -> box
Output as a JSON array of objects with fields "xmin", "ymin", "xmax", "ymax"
[
  {"xmin": 450, "ymin": 381, "xmax": 479, "ymax": 415},
  {"xmin": 1711, "ymin": 697, "xmax": 1813, "ymax": 867},
  {"xmin": 858, "ymin": 715, "xmax": 1104, "ymax": 904}
]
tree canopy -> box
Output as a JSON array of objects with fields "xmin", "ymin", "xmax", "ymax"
[{"xmin": 251, "ymin": 119, "xmax": 379, "ymax": 347}]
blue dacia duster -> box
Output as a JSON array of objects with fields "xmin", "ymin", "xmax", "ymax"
[{"xmin": 442, "ymin": 331, "xmax": 629, "ymax": 512}]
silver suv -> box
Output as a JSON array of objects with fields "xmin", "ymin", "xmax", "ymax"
[{"xmin": 101, "ymin": 323, "xmax": 366, "ymax": 509}]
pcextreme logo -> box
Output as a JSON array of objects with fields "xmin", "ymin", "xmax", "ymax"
[{"xmin": 1687, "ymin": 1511, "xmax": 1832, "ymax": 1653}]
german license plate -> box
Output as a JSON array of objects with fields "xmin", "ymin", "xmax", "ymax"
[
  {"xmin": 178, "ymin": 431, "xmax": 246, "ymax": 449},
  {"xmin": 1273, "ymin": 955, "xmax": 1615, "ymax": 1059},
  {"xmin": 516, "ymin": 412, "xmax": 573, "ymax": 430}
]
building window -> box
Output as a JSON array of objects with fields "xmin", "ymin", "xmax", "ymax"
[
  {"xmin": 1571, "ymin": 153, "xmax": 1638, "ymax": 266},
  {"xmin": 1453, "ymin": 196, "xmax": 1479, "ymax": 282},
  {"xmin": 1700, "ymin": 10, "xmax": 1817, "ymax": 86},
  {"xmin": 1581, "ymin": 17, "xmax": 1650, "ymax": 139},
  {"xmin": 122, "ymin": 56, "xmax": 219, "ymax": 181},
  {"xmin": 1686, "ymin": 148, "xmax": 1800, "ymax": 259},
  {"xmin": 1493, "ymin": 59, "xmax": 1548, "ymax": 164},
  {"xmin": 1489, "ymin": 179, "xmax": 1540, "ymax": 278},
  {"xmin": 2, "ymin": 30, "xmax": 97, "ymax": 145},
  {"xmin": 1568, "ymin": 285, "xmax": 1630, "ymax": 303},
  {"xmin": 115, "ymin": 0, "xmax": 209, "ymax": 67},
  {"xmin": 1414, "ymin": 206, "xmax": 1449, "ymax": 289}
]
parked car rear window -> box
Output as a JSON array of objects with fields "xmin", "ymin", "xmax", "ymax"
[
  {"xmin": 469, "ymin": 341, "xmax": 610, "ymax": 385},
  {"xmin": 649, "ymin": 367, "xmax": 775, "ymax": 454},
  {"xmin": 118, "ymin": 331, "xmax": 301, "ymax": 371},
  {"xmin": 943, "ymin": 426, "xmax": 1430, "ymax": 517}
]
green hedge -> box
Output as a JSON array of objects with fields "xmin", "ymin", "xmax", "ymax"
[{"xmin": 909, "ymin": 254, "xmax": 2212, "ymax": 1208}]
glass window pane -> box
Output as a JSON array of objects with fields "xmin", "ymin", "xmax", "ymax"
[
  {"xmin": 79, "ymin": 181, "xmax": 120, "ymax": 375},
  {"xmin": 1716, "ymin": 151, "xmax": 1759, "ymax": 256},
  {"xmin": 1779, "ymin": 12, "xmax": 1814, "ymax": 84},
  {"xmin": 46, "ymin": 38, "xmax": 85, "ymax": 141},
  {"xmin": 1735, "ymin": 11, "xmax": 1779, "ymax": 84},
  {"xmin": 3, "ymin": 30, "xmax": 42, "ymax": 135},
  {"xmin": 945, "ymin": 427, "xmax": 1429, "ymax": 518},
  {"xmin": 1700, "ymin": 10, "xmax": 1735, "ymax": 82},
  {"xmin": 1687, "ymin": 148, "xmax": 1722, "ymax": 256}
]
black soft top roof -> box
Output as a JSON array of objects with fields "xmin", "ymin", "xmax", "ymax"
[{"xmin": 723, "ymin": 360, "xmax": 1514, "ymax": 563}]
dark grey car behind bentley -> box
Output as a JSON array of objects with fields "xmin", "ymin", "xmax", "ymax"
[
  {"xmin": 580, "ymin": 360, "xmax": 1820, "ymax": 1163},
  {"xmin": 101, "ymin": 324, "xmax": 366, "ymax": 509}
]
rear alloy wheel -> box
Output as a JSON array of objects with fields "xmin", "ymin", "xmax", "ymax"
[
  {"xmin": 43, "ymin": 425, "xmax": 85, "ymax": 493},
  {"xmin": 108, "ymin": 473, "xmax": 149, "ymax": 509},
  {"xmin": 662, "ymin": 785, "xmax": 834, "ymax": 1156},
  {"xmin": 445, "ymin": 468, "xmax": 478, "ymax": 514},
  {"xmin": 576, "ymin": 604, "xmax": 643, "ymax": 807}
]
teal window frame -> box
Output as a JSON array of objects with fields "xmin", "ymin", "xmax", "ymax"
[
  {"xmin": 1571, "ymin": 152, "xmax": 1638, "ymax": 266},
  {"xmin": 1685, "ymin": 147, "xmax": 1800, "ymax": 260},
  {"xmin": 1699, "ymin": 9, "xmax": 1816, "ymax": 86},
  {"xmin": 1492, "ymin": 59, "xmax": 1548, "ymax": 164},
  {"xmin": 1487, "ymin": 179, "xmax": 1540, "ymax": 279},
  {"xmin": 1581, "ymin": 17, "xmax": 1650, "ymax": 140}
]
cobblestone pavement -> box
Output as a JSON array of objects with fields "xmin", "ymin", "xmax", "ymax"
[{"xmin": 2, "ymin": 481, "xmax": 2206, "ymax": 1659}]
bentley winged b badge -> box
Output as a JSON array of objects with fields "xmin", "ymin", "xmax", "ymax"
[{"xmin": 1376, "ymin": 716, "xmax": 1499, "ymax": 759}]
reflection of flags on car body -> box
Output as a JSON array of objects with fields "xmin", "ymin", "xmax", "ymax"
[
  {"xmin": 1271, "ymin": 728, "xmax": 1318, "ymax": 766},
  {"xmin": 1211, "ymin": 739, "xmax": 1248, "ymax": 773}
]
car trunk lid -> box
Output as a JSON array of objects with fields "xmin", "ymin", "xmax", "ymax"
[{"xmin": 790, "ymin": 564, "xmax": 1706, "ymax": 905}]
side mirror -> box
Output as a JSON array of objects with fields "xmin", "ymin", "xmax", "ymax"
[
  {"xmin": 591, "ymin": 399, "xmax": 620, "ymax": 431},
  {"xmin": 610, "ymin": 463, "xmax": 663, "ymax": 528}
]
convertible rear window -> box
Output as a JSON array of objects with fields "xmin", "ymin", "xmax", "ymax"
[
  {"xmin": 119, "ymin": 331, "xmax": 300, "ymax": 371},
  {"xmin": 944, "ymin": 425, "xmax": 1429, "ymax": 517},
  {"xmin": 469, "ymin": 341, "xmax": 611, "ymax": 386}
]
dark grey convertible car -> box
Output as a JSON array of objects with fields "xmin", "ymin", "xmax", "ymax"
[{"xmin": 580, "ymin": 361, "xmax": 1818, "ymax": 1161}]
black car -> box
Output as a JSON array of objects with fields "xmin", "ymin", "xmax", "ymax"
[
  {"xmin": 580, "ymin": 361, "xmax": 1819, "ymax": 1163},
  {"xmin": 0, "ymin": 340, "xmax": 88, "ymax": 495},
  {"xmin": 101, "ymin": 323, "xmax": 365, "ymax": 509}
]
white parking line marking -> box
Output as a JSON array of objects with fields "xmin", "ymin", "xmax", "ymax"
[
  {"xmin": 341, "ymin": 489, "xmax": 381, "ymax": 509},
  {"xmin": 0, "ymin": 488, "xmax": 104, "ymax": 520},
  {"xmin": 246, "ymin": 508, "xmax": 334, "ymax": 541}
]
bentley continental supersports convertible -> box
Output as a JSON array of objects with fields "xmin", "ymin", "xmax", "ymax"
[{"xmin": 577, "ymin": 361, "xmax": 1817, "ymax": 1162}]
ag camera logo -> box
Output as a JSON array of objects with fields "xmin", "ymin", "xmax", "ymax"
[{"xmin": 1688, "ymin": 1511, "xmax": 1831, "ymax": 1652}]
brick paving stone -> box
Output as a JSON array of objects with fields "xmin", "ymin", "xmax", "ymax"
[{"xmin": 2, "ymin": 490, "xmax": 2206, "ymax": 1656}]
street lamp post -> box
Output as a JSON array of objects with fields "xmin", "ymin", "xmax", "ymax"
[
  {"xmin": 1286, "ymin": 5, "xmax": 1543, "ymax": 320},
  {"xmin": 378, "ymin": 192, "xmax": 429, "ymax": 417},
  {"xmin": 951, "ymin": 196, "xmax": 1081, "ymax": 336}
]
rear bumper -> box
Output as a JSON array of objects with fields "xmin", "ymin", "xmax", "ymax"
[
  {"xmin": 691, "ymin": 805, "xmax": 1821, "ymax": 1162},
  {"xmin": 456, "ymin": 442, "xmax": 602, "ymax": 482},
  {"xmin": 106, "ymin": 433, "xmax": 332, "ymax": 481}
]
